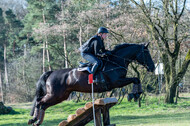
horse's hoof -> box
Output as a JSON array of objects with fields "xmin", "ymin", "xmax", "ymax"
[
  {"xmin": 28, "ymin": 119, "xmax": 33, "ymax": 125},
  {"xmin": 127, "ymin": 93, "xmax": 134, "ymax": 102}
]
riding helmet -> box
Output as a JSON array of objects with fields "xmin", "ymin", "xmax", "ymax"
[{"xmin": 97, "ymin": 27, "xmax": 109, "ymax": 34}]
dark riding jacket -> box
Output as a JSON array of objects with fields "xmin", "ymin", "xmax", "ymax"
[{"xmin": 80, "ymin": 35, "xmax": 106, "ymax": 57}]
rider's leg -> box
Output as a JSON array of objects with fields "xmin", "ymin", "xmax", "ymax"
[{"xmin": 81, "ymin": 53, "xmax": 105, "ymax": 83}]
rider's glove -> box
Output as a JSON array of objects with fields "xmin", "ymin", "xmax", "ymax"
[{"xmin": 105, "ymin": 51, "xmax": 112, "ymax": 56}]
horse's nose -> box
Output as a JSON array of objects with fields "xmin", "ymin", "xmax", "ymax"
[
  {"xmin": 148, "ymin": 64, "xmax": 155, "ymax": 72},
  {"xmin": 150, "ymin": 65, "xmax": 155, "ymax": 72}
]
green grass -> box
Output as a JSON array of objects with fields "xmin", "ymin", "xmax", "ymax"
[{"xmin": 1, "ymin": 94, "xmax": 190, "ymax": 126}]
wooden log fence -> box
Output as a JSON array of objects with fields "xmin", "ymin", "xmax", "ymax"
[{"xmin": 59, "ymin": 97, "xmax": 118, "ymax": 126}]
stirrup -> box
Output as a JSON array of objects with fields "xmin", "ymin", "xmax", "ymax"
[{"xmin": 93, "ymin": 78, "xmax": 105, "ymax": 84}]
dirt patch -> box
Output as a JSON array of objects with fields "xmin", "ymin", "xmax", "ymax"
[{"xmin": 6, "ymin": 102, "xmax": 33, "ymax": 109}]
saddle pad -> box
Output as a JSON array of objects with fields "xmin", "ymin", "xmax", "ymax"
[{"xmin": 77, "ymin": 67, "xmax": 92, "ymax": 73}]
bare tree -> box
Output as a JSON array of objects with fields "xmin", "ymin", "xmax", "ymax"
[{"xmin": 131, "ymin": 0, "xmax": 190, "ymax": 103}]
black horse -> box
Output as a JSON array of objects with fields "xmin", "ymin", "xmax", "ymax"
[{"xmin": 28, "ymin": 43, "xmax": 155, "ymax": 126}]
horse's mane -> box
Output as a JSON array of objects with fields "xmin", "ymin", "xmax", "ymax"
[{"xmin": 111, "ymin": 43, "xmax": 140, "ymax": 53}]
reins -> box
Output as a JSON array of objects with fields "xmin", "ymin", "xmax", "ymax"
[{"xmin": 102, "ymin": 45, "xmax": 147, "ymax": 72}]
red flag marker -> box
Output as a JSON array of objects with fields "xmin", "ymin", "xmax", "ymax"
[{"xmin": 88, "ymin": 74, "xmax": 93, "ymax": 84}]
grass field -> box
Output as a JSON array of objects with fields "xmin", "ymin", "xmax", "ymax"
[{"xmin": 1, "ymin": 94, "xmax": 190, "ymax": 126}]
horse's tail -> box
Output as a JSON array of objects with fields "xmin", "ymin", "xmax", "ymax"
[
  {"xmin": 30, "ymin": 96, "xmax": 37, "ymax": 116},
  {"xmin": 30, "ymin": 71, "xmax": 53, "ymax": 116}
]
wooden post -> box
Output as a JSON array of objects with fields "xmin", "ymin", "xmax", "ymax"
[
  {"xmin": 95, "ymin": 109, "xmax": 102, "ymax": 126},
  {"xmin": 102, "ymin": 105, "xmax": 110, "ymax": 125}
]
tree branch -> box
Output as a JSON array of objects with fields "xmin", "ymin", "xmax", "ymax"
[
  {"xmin": 175, "ymin": 50, "xmax": 190, "ymax": 86},
  {"xmin": 177, "ymin": 0, "xmax": 186, "ymax": 21}
]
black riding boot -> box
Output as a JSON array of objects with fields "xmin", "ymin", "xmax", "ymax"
[{"xmin": 91, "ymin": 63, "xmax": 106, "ymax": 85}]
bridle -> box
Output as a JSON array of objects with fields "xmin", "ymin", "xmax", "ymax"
[{"xmin": 102, "ymin": 45, "xmax": 149, "ymax": 72}]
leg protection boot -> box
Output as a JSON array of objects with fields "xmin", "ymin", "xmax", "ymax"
[
  {"xmin": 36, "ymin": 109, "xmax": 45, "ymax": 125},
  {"xmin": 91, "ymin": 63, "xmax": 99, "ymax": 83}
]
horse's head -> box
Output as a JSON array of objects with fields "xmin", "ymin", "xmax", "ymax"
[
  {"xmin": 111, "ymin": 42, "xmax": 155, "ymax": 72},
  {"xmin": 135, "ymin": 43, "xmax": 155, "ymax": 72}
]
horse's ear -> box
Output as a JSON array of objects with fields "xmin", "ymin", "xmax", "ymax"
[{"xmin": 144, "ymin": 42, "xmax": 150, "ymax": 48}]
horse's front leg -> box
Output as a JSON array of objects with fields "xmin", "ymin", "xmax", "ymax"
[
  {"xmin": 113, "ymin": 77, "xmax": 139, "ymax": 88},
  {"xmin": 114, "ymin": 77, "xmax": 142, "ymax": 102}
]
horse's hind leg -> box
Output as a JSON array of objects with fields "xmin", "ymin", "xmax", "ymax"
[
  {"xmin": 28, "ymin": 101, "xmax": 41, "ymax": 125},
  {"xmin": 34, "ymin": 92, "xmax": 70, "ymax": 126}
]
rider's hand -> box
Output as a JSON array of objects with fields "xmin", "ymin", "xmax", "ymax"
[{"xmin": 105, "ymin": 51, "xmax": 112, "ymax": 55}]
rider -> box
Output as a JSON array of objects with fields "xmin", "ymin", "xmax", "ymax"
[{"xmin": 80, "ymin": 27, "xmax": 111, "ymax": 84}]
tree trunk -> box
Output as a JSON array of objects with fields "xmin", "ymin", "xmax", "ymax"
[
  {"xmin": 4, "ymin": 44, "xmax": 9, "ymax": 90},
  {"xmin": 0, "ymin": 69, "xmax": 4, "ymax": 102}
]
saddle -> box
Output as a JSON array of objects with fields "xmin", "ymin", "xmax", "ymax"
[
  {"xmin": 77, "ymin": 62, "xmax": 107, "ymax": 86},
  {"xmin": 77, "ymin": 62, "xmax": 93, "ymax": 73}
]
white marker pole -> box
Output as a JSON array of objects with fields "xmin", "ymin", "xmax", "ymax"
[{"xmin": 92, "ymin": 82, "xmax": 96, "ymax": 126}]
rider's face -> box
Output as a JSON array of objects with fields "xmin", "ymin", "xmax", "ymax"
[{"xmin": 101, "ymin": 33, "xmax": 108, "ymax": 40}]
